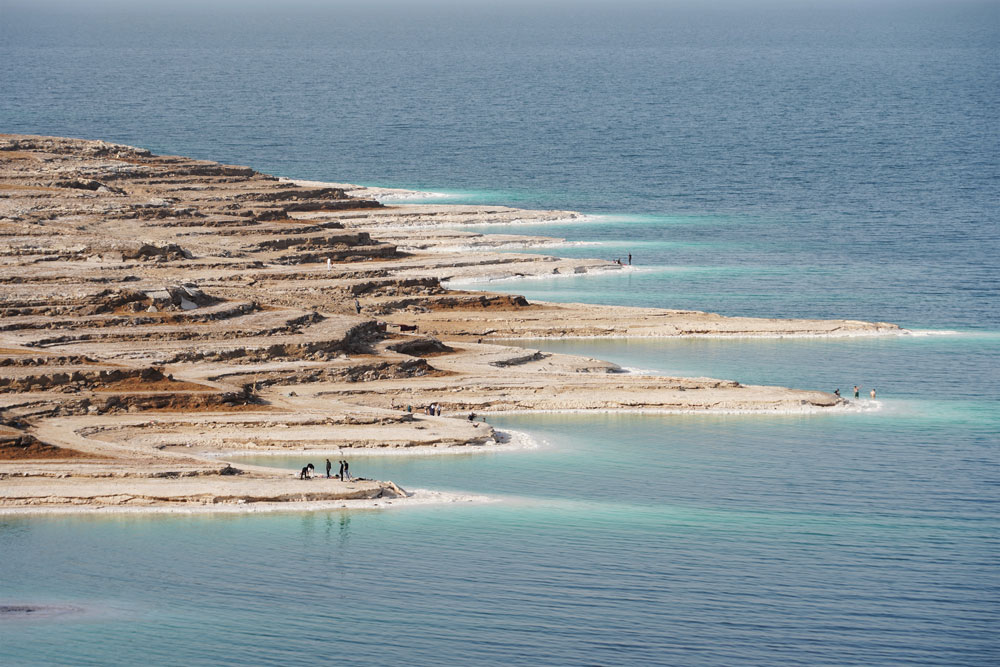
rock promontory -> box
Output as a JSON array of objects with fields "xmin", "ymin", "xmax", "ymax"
[{"xmin": 0, "ymin": 135, "xmax": 900, "ymax": 512}]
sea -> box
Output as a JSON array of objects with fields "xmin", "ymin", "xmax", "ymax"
[{"xmin": 1, "ymin": 1, "xmax": 998, "ymax": 665}]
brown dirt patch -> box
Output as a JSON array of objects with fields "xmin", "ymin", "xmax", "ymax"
[
  {"xmin": 417, "ymin": 296, "xmax": 534, "ymax": 312},
  {"xmin": 0, "ymin": 441, "xmax": 99, "ymax": 460}
]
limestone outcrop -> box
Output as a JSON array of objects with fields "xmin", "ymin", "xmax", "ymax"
[{"xmin": 0, "ymin": 134, "xmax": 901, "ymax": 513}]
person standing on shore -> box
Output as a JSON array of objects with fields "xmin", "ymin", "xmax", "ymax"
[
  {"xmin": 628, "ymin": 253, "xmax": 632, "ymax": 265},
  {"xmin": 854, "ymin": 385, "xmax": 860, "ymax": 398},
  {"xmin": 343, "ymin": 460, "xmax": 351, "ymax": 482},
  {"xmin": 338, "ymin": 459, "xmax": 345, "ymax": 480},
  {"xmin": 325, "ymin": 458, "xmax": 332, "ymax": 478}
]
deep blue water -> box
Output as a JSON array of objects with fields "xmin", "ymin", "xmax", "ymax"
[{"xmin": 1, "ymin": 2, "xmax": 999, "ymax": 665}]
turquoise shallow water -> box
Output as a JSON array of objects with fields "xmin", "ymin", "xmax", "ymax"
[
  {"xmin": 3, "ymin": 335, "xmax": 996, "ymax": 665},
  {"xmin": 2, "ymin": 2, "xmax": 999, "ymax": 665},
  {"xmin": 3, "ymin": 403, "xmax": 997, "ymax": 666}
]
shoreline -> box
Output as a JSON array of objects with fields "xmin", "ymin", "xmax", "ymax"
[
  {"xmin": 0, "ymin": 135, "xmax": 900, "ymax": 514},
  {"xmin": 0, "ymin": 487, "xmax": 495, "ymax": 518},
  {"xmin": 214, "ymin": 428, "xmax": 541, "ymax": 458},
  {"xmin": 478, "ymin": 400, "xmax": 884, "ymax": 417},
  {"xmin": 490, "ymin": 329, "xmax": 913, "ymax": 340}
]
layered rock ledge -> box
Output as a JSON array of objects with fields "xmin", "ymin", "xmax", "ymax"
[{"xmin": 0, "ymin": 135, "xmax": 899, "ymax": 512}]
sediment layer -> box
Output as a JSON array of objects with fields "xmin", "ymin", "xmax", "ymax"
[{"xmin": 0, "ymin": 135, "xmax": 899, "ymax": 512}]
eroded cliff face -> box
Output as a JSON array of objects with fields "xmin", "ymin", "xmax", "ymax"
[{"xmin": 0, "ymin": 135, "xmax": 889, "ymax": 511}]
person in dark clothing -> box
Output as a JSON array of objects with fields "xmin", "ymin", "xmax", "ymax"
[
  {"xmin": 338, "ymin": 460, "xmax": 345, "ymax": 480},
  {"xmin": 300, "ymin": 463, "xmax": 314, "ymax": 480},
  {"xmin": 325, "ymin": 458, "xmax": 332, "ymax": 478},
  {"xmin": 342, "ymin": 460, "xmax": 351, "ymax": 482},
  {"xmin": 834, "ymin": 388, "xmax": 840, "ymax": 397}
]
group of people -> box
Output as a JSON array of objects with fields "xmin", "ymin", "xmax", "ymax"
[
  {"xmin": 328, "ymin": 458, "xmax": 352, "ymax": 480},
  {"xmin": 397, "ymin": 402, "xmax": 443, "ymax": 416},
  {"xmin": 833, "ymin": 385, "xmax": 877, "ymax": 399},
  {"xmin": 299, "ymin": 459, "xmax": 352, "ymax": 481},
  {"xmin": 612, "ymin": 253, "xmax": 633, "ymax": 265}
]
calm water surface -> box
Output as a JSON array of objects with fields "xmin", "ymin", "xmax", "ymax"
[{"xmin": 1, "ymin": 2, "xmax": 998, "ymax": 665}]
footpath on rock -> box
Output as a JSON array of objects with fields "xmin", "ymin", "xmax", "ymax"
[{"xmin": 0, "ymin": 135, "xmax": 901, "ymax": 512}]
